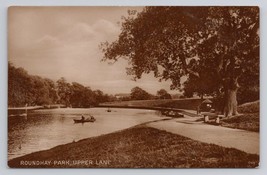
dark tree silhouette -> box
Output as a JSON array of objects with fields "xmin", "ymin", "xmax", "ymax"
[
  {"xmin": 157, "ymin": 89, "xmax": 172, "ymax": 99},
  {"xmin": 130, "ymin": 86, "xmax": 152, "ymax": 100},
  {"xmin": 100, "ymin": 7, "xmax": 259, "ymax": 117},
  {"xmin": 8, "ymin": 63, "xmax": 114, "ymax": 107},
  {"xmin": 8, "ymin": 62, "xmax": 58, "ymax": 106}
]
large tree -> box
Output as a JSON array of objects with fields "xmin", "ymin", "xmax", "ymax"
[
  {"xmin": 56, "ymin": 77, "xmax": 72, "ymax": 106},
  {"xmin": 8, "ymin": 63, "xmax": 115, "ymax": 107},
  {"xmin": 70, "ymin": 82, "xmax": 97, "ymax": 107},
  {"xmin": 8, "ymin": 62, "xmax": 57, "ymax": 106},
  {"xmin": 101, "ymin": 7, "xmax": 259, "ymax": 117},
  {"xmin": 157, "ymin": 89, "xmax": 172, "ymax": 99},
  {"xmin": 130, "ymin": 86, "xmax": 152, "ymax": 100}
]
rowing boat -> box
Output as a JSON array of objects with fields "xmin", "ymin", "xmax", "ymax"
[{"xmin": 73, "ymin": 118, "xmax": 95, "ymax": 123}]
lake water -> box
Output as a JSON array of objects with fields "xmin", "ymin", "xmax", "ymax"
[{"xmin": 8, "ymin": 108, "xmax": 165, "ymax": 160}]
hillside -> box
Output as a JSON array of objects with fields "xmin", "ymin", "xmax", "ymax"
[{"xmin": 221, "ymin": 101, "xmax": 260, "ymax": 132}]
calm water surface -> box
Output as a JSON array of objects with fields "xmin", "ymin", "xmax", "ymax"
[{"xmin": 8, "ymin": 108, "xmax": 164, "ymax": 160}]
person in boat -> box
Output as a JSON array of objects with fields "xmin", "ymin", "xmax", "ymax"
[
  {"xmin": 81, "ymin": 115, "xmax": 85, "ymax": 121},
  {"xmin": 89, "ymin": 114, "xmax": 94, "ymax": 120}
]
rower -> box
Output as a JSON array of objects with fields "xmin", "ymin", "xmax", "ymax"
[{"xmin": 81, "ymin": 115, "xmax": 85, "ymax": 121}]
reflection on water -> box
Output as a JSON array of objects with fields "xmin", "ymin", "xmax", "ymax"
[{"xmin": 8, "ymin": 108, "xmax": 164, "ymax": 160}]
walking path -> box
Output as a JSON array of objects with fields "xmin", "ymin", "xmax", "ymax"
[{"xmin": 147, "ymin": 115, "xmax": 259, "ymax": 155}]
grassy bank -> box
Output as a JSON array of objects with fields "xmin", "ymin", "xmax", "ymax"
[
  {"xmin": 101, "ymin": 98, "xmax": 203, "ymax": 111},
  {"xmin": 103, "ymin": 98, "xmax": 260, "ymax": 132},
  {"xmin": 221, "ymin": 101, "xmax": 259, "ymax": 132},
  {"xmin": 8, "ymin": 126, "xmax": 259, "ymax": 168}
]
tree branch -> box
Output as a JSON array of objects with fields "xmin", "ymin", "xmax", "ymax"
[{"xmin": 180, "ymin": 54, "xmax": 200, "ymax": 77}]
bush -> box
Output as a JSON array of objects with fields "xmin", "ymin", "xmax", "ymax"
[
  {"xmin": 237, "ymin": 88, "xmax": 259, "ymax": 105},
  {"xmin": 238, "ymin": 101, "xmax": 259, "ymax": 114}
]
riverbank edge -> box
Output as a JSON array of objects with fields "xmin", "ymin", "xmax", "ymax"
[
  {"xmin": 8, "ymin": 125, "xmax": 259, "ymax": 168},
  {"xmin": 97, "ymin": 105, "xmax": 199, "ymax": 117}
]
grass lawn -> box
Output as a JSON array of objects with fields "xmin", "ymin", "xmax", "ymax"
[
  {"xmin": 221, "ymin": 101, "xmax": 259, "ymax": 132},
  {"xmin": 8, "ymin": 126, "xmax": 259, "ymax": 168},
  {"xmin": 221, "ymin": 113, "xmax": 259, "ymax": 132},
  {"xmin": 102, "ymin": 98, "xmax": 259, "ymax": 132}
]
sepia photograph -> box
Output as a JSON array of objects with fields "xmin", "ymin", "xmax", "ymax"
[{"xmin": 7, "ymin": 6, "xmax": 259, "ymax": 168}]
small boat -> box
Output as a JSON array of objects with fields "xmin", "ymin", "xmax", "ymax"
[
  {"xmin": 107, "ymin": 108, "xmax": 111, "ymax": 112},
  {"xmin": 161, "ymin": 110, "xmax": 184, "ymax": 118},
  {"xmin": 73, "ymin": 117, "xmax": 96, "ymax": 123}
]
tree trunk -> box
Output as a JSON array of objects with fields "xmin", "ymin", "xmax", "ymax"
[
  {"xmin": 200, "ymin": 93, "xmax": 204, "ymax": 100},
  {"xmin": 224, "ymin": 89, "xmax": 238, "ymax": 117},
  {"xmin": 223, "ymin": 77, "xmax": 239, "ymax": 117}
]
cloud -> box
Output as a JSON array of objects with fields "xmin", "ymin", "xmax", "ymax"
[
  {"xmin": 92, "ymin": 19, "xmax": 120, "ymax": 35},
  {"xmin": 32, "ymin": 19, "xmax": 120, "ymax": 52},
  {"xmin": 55, "ymin": 20, "xmax": 120, "ymax": 45},
  {"xmin": 35, "ymin": 35, "xmax": 62, "ymax": 50},
  {"xmin": 60, "ymin": 22, "xmax": 96, "ymax": 43},
  {"xmin": 10, "ymin": 13, "xmax": 176, "ymax": 95},
  {"xmin": 26, "ymin": 19, "xmax": 121, "ymax": 78},
  {"xmin": 37, "ymin": 35, "xmax": 61, "ymax": 45}
]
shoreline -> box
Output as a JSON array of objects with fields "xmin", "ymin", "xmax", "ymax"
[
  {"xmin": 8, "ymin": 123, "xmax": 141, "ymax": 161},
  {"xmin": 8, "ymin": 125, "xmax": 259, "ymax": 168}
]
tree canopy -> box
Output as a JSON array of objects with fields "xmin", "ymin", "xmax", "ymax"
[
  {"xmin": 101, "ymin": 7, "xmax": 259, "ymax": 116},
  {"xmin": 157, "ymin": 89, "xmax": 172, "ymax": 99},
  {"xmin": 8, "ymin": 63, "xmax": 58, "ymax": 106},
  {"xmin": 8, "ymin": 63, "xmax": 114, "ymax": 107},
  {"xmin": 130, "ymin": 86, "xmax": 153, "ymax": 100}
]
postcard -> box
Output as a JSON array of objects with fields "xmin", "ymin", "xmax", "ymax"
[{"xmin": 8, "ymin": 6, "xmax": 259, "ymax": 168}]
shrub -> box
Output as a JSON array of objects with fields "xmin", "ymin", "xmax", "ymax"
[{"xmin": 238, "ymin": 101, "xmax": 259, "ymax": 114}]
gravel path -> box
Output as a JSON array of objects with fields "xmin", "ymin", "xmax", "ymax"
[{"xmin": 147, "ymin": 116, "xmax": 259, "ymax": 155}]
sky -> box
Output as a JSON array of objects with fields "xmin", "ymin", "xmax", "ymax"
[{"xmin": 8, "ymin": 6, "xmax": 180, "ymax": 95}]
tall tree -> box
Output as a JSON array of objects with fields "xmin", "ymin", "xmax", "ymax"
[
  {"xmin": 195, "ymin": 7, "xmax": 259, "ymax": 116},
  {"xmin": 130, "ymin": 86, "xmax": 152, "ymax": 100},
  {"xmin": 44, "ymin": 78, "xmax": 59, "ymax": 104},
  {"xmin": 30, "ymin": 76, "xmax": 51, "ymax": 105},
  {"xmin": 70, "ymin": 82, "xmax": 97, "ymax": 108},
  {"xmin": 8, "ymin": 62, "xmax": 57, "ymax": 106},
  {"xmin": 157, "ymin": 89, "xmax": 172, "ymax": 99},
  {"xmin": 8, "ymin": 63, "xmax": 115, "ymax": 107},
  {"xmin": 56, "ymin": 77, "xmax": 72, "ymax": 106},
  {"xmin": 8, "ymin": 63, "xmax": 31, "ymax": 106},
  {"xmin": 101, "ymin": 7, "xmax": 259, "ymax": 117},
  {"xmin": 183, "ymin": 71, "xmax": 219, "ymax": 99}
]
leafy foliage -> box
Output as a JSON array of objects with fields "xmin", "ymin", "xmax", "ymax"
[
  {"xmin": 130, "ymin": 86, "xmax": 153, "ymax": 100},
  {"xmin": 101, "ymin": 7, "xmax": 208, "ymax": 87},
  {"xmin": 8, "ymin": 63, "xmax": 58, "ymax": 106},
  {"xmin": 157, "ymin": 89, "xmax": 172, "ymax": 99},
  {"xmin": 237, "ymin": 101, "xmax": 259, "ymax": 114},
  {"xmin": 100, "ymin": 7, "xmax": 259, "ymax": 115},
  {"xmin": 8, "ymin": 63, "xmax": 114, "ymax": 107}
]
